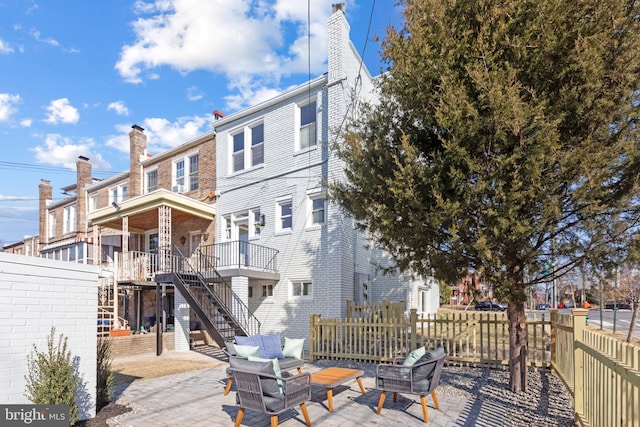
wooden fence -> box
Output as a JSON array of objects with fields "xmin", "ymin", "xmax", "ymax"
[
  {"xmin": 309, "ymin": 304, "xmax": 551, "ymax": 368},
  {"xmin": 551, "ymin": 309, "xmax": 640, "ymax": 427}
]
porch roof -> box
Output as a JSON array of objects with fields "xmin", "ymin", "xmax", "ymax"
[{"xmin": 88, "ymin": 189, "xmax": 215, "ymax": 232}]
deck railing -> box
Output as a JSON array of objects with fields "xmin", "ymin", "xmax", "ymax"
[{"xmin": 197, "ymin": 241, "xmax": 278, "ymax": 272}]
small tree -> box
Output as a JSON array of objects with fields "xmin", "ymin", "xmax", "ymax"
[
  {"xmin": 25, "ymin": 327, "xmax": 80, "ymax": 424},
  {"xmin": 96, "ymin": 337, "xmax": 114, "ymax": 410},
  {"xmin": 439, "ymin": 281, "xmax": 452, "ymax": 305}
]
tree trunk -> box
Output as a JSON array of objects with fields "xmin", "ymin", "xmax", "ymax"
[
  {"xmin": 507, "ymin": 301, "xmax": 528, "ymax": 392},
  {"xmin": 627, "ymin": 302, "xmax": 639, "ymax": 343}
]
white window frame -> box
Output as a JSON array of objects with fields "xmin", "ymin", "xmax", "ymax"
[
  {"xmin": 306, "ymin": 188, "xmax": 326, "ymax": 228},
  {"xmin": 297, "ymin": 100, "xmax": 317, "ymax": 151},
  {"xmin": 223, "ymin": 209, "xmax": 263, "ymax": 241},
  {"xmin": 145, "ymin": 168, "xmax": 158, "ymax": 193},
  {"xmin": 229, "ymin": 120, "xmax": 265, "ymax": 174},
  {"xmin": 172, "ymin": 151, "xmax": 199, "ymax": 193},
  {"xmin": 289, "ymin": 279, "xmax": 313, "ymax": 301},
  {"xmin": 48, "ymin": 211, "xmax": 56, "ymax": 238},
  {"xmin": 262, "ymin": 284, "xmax": 274, "ymax": 299},
  {"xmin": 275, "ymin": 196, "xmax": 293, "ymax": 233},
  {"xmin": 89, "ymin": 194, "xmax": 98, "ymax": 212},
  {"xmin": 109, "ymin": 184, "xmax": 128, "ymax": 204},
  {"xmin": 63, "ymin": 204, "xmax": 77, "ymax": 234}
]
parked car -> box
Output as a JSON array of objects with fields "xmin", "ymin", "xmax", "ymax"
[
  {"xmin": 563, "ymin": 300, "xmax": 575, "ymax": 309},
  {"xmin": 475, "ymin": 301, "xmax": 507, "ymax": 312},
  {"xmin": 604, "ymin": 301, "xmax": 631, "ymax": 310},
  {"xmin": 535, "ymin": 303, "xmax": 550, "ymax": 310}
]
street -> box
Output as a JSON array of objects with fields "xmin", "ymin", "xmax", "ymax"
[{"xmin": 530, "ymin": 308, "xmax": 640, "ymax": 340}]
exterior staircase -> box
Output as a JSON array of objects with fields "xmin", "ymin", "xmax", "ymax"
[{"xmin": 156, "ymin": 247, "xmax": 260, "ymax": 348}]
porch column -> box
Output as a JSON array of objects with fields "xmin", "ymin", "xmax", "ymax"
[
  {"xmin": 231, "ymin": 276, "xmax": 250, "ymax": 319},
  {"xmin": 174, "ymin": 290, "xmax": 190, "ymax": 352},
  {"xmin": 92, "ymin": 224, "xmax": 100, "ymax": 266},
  {"xmin": 158, "ymin": 206, "xmax": 172, "ymax": 273},
  {"xmin": 122, "ymin": 216, "xmax": 129, "ymax": 253}
]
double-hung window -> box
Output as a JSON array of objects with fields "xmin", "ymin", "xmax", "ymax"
[
  {"xmin": 299, "ymin": 101, "xmax": 317, "ymax": 150},
  {"xmin": 63, "ymin": 204, "xmax": 77, "ymax": 234},
  {"xmin": 290, "ymin": 280, "xmax": 312, "ymax": 300},
  {"xmin": 146, "ymin": 169, "xmax": 158, "ymax": 193},
  {"xmin": 307, "ymin": 189, "xmax": 326, "ymax": 227},
  {"xmin": 230, "ymin": 121, "xmax": 265, "ymax": 173},
  {"xmin": 109, "ymin": 184, "xmax": 127, "ymax": 204},
  {"xmin": 89, "ymin": 194, "xmax": 98, "ymax": 212},
  {"xmin": 48, "ymin": 211, "xmax": 56, "ymax": 238},
  {"xmin": 276, "ymin": 197, "xmax": 293, "ymax": 233},
  {"xmin": 173, "ymin": 153, "xmax": 199, "ymax": 192}
]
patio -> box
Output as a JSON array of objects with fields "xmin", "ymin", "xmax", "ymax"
[{"xmin": 106, "ymin": 350, "xmax": 574, "ymax": 427}]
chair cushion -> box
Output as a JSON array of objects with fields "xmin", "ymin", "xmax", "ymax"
[
  {"xmin": 413, "ymin": 378, "xmax": 432, "ymax": 393},
  {"xmin": 263, "ymin": 395, "xmax": 285, "ymax": 412},
  {"xmin": 278, "ymin": 357, "xmax": 303, "ymax": 370},
  {"xmin": 234, "ymin": 344, "xmax": 260, "ymax": 358},
  {"xmin": 282, "ymin": 337, "xmax": 305, "ymax": 360},
  {"xmin": 412, "ymin": 347, "xmax": 445, "ymax": 381},
  {"xmin": 402, "ymin": 346, "xmax": 426, "ymax": 366},
  {"xmin": 235, "ymin": 335, "xmax": 262, "ymax": 348},
  {"xmin": 225, "ymin": 341, "xmax": 237, "ymax": 356},
  {"xmin": 229, "ymin": 358, "xmax": 281, "ymax": 398},
  {"xmin": 249, "ymin": 356, "xmax": 283, "ymax": 393},
  {"xmin": 259, "ymin": 333, "xmax": 284, "ymax": 359}
]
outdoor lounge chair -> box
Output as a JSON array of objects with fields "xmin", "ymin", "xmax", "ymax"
[
  {"xmin": 229, "ymin": 366, "xmax": 312, "ymax": 427},
  {"xmin": 375, "ymin": 347, "xmax": 446, "ymax": 423}
]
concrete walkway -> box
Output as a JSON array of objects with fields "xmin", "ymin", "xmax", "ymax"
[{"xmin": 107, "ymin": 349, "xmax": 574, "ymax": 427}]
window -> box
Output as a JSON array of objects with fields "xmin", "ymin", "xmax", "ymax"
[
  {"xmin": 190, "ymin": 232, "xmax": 203, "ymax": 255},
  {"xmin": 230, "ymin": 122, "xmax": 265, "ymax": 173},
  {"xmin": 253, "ymin": 209, "xmax": 263, "ymax": 237},
  {"xmin": 224, "ymin": 216, "xmax": 232, "ymax": 240},
  {"xmin": 173, "ymin": 153, "xmax": 199, "ymax": 192},
  {"xmin": 276, "ymin": 198, "xmax": 293, "ymax": 232},
  {"xmin": 109, "ymin": 184, "xmax": 128, "ymax": 204},
  {"xmin": 251, "ymin": 123, "xmax": 264, "ymax": 166},
  {"xmin": 291, "ymin": 280, "xmax": 312, "ymax": 299},
  {"xmin": 248, "ymin": 286, "xmax": 253, "ymax": 298},
  {"xmin": 63, "ymin": 204, "xmax": 77, "ymax": 233},
  {"xmin": 89, "ymin": 194, "xmax": 98, "ymax": 212},
  {"xmin": 146, "ymin": 169, "xmax": 158, "ymax": 193},
  {"xmin": 307, "ymin": 190, "xmax": 326, "ymax": 227},
  {"xmin": 48, "ymin": 211, "xmax": 56, "ymax": 238},
  {"xmin": 299, "ymin": 101, "xmax": 317, "ymax": 150},
  {"xmin": 262, "ymin": 284, "xmax": 274, "ymax": 298}
]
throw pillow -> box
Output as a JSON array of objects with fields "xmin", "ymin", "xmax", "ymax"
[
  {"xmin": 282, "ymin": 337, "xmax": 305, "ymax": 360},
  {"xmin": 234, "ymin": 344, "xmax": 260, "ymax": 358},
  {"xmin": 248, "ymin": 356, "xmax": 284, "ymax": 393},
  {"xmin": 235, "ymin": 335, "xmax": 261, "ymax": 348},
  {"xmin": 402, "ymin": 346, "xmax": 426, "ymax": 366},
  {"xmin": 259, "ymin": 333, "xmax": 284, "ymax": 359},
  {"xmin": 412, "ymin": 347, "xmax": 446, "ymax": 381}
]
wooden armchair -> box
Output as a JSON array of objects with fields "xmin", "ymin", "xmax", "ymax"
[
  {"xmin": 375, "ymin": 347, "xmax": 446, "ymax": 423},
  {"xmin": 229, "ymin": 367, "xmax": 312, "ymax": 427}
]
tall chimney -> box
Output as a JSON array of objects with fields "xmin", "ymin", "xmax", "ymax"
[
  {"xmin": 76, "ymin": 156, "xmax": 91, "ymax": 233},
  {"xmin": 38, "ymin": 179, "xmax": 52, "ymax": 243},
  {"xmin": 129, "ymin": 124, "xmax": 147, "ymax": 198}
]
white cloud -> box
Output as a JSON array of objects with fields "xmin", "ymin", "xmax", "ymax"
[
  {"xmin": 30, "ymin": 134, "xmax": 111, "ymax": 170},
  {"xmin": 107, "ymin": 101, "xmax": 130, "ymax": 116},
  {"xmin": 0, "ymin": 38, "xmax": 14, "ymax": 54},
  {"xmin": 115, "ymin": 0, "xmax": 331, "ymax": 108},
  {"xmin": 187, "ymin": 86, "xmax": 203, "ymax": 102},
  {"xmin": 106, "ymin": 115, "xmax": 210, "ymax": 154},
  {"xmin": 44, "ymin": 98, "xmax": 80, "ymax": 124},
  {"xmin": 30, "ymin": 29, "xmax": 60, "ymax": 47},
  {"xmin": 20, "ymin": 118, "xmax": 32, "ymax": 127},
  {"xmin": 0, "ymin": 93, "xmax": 21, "ymax": 122}
]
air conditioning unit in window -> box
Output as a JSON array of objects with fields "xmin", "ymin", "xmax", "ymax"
[{"xmin": 172, "ymin": 185, "xmax": 185, "ymax": 193}]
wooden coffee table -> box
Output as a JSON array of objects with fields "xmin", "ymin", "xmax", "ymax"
[{"xmin": 310, "ymin": 367, "xmax": 366, "ymax": 412}]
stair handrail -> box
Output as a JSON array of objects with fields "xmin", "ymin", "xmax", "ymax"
[{"xmin": 173, "ymin": 246, "xmax": 260, "ymax": 337}]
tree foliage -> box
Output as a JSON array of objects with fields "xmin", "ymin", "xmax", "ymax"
[{"xmin": 331, "ymin": 0, "xmax": 640, "ymax": 391}]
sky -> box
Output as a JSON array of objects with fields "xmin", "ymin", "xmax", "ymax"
[{"xmin": 0, "ymin": 0, "xmax": 404, "ymax": 246}]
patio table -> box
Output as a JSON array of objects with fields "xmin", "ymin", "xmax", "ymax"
[{"xmin": 310, "ymin": 367, "xmax": 366, "ymax": 412}]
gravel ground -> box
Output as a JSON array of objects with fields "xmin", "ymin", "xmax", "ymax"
[{"xmin": 313, "ymin": 359, "xmax": 575, "ymax": 427}]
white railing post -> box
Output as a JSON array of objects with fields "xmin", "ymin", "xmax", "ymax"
[{"xmin": 572, "ymin": 308, "xmax": 588, "ymax": 424}]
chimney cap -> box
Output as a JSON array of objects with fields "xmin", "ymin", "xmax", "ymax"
[
  {"xmin": 332, "ymin": 3, "xmax": 345, "ymax": 13},
  {"xmin": 78, "ymin": 155, "xmax": 90, "ymax": 161},
  {"xmin": 132, "ymin": 124, "xmax": 145, "ymax": 132}
]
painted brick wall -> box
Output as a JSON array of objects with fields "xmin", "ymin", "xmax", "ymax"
[{"xmin": 0, "ymin": 253, "xmax": 99, "ymax": 420}]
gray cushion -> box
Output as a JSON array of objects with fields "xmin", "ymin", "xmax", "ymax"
[
  {"xmin": 413, "ymin": 378, "xmax": 432, "ymax": 393},
  {"xmin": 278, "ymin": 357, "xmax": 303, "ymax": 370},
  {"xmin": 263, "ymin": 395, "xmax": 285, "ymax": 412},
  {"xmin": 225, "ymin": 341, "xmax": 237, "ymax": 356},
  {"xmin": 412, "ymin": 347, "xmax": 445, "ymax": 381},
  {"xmin": 229, "ymin": 358, "xmax": 281, "ymax": 398}
]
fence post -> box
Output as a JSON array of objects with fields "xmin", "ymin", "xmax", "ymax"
[
  {"xmin": 347, "ymin": 300, "xmax": 353, "ymax": 322},
  {"xmin": 572, "ymin": 308, "xmax": 588, "ymax": 424},
  {"xmin": 549, "ymin": 308, "xmax": 557, "ymax": 374},
  {"xmin": 410, "ymin": 309, "xmax": 417, "ymax": 350},
  {"xmin": 310, "ymin": 314, "xmax": 321, "ymax": 362}
]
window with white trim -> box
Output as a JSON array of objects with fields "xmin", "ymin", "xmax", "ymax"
[
  {"xmin": 48, "ymin": 211, "xmax": 56, "ymax": 238},
  {"xmin": 224, "ymin": 216, "xmax": 232, "ymax": 240},
  {"xmin": 172, "ymin": 153, "xmax": 199, "ymax": 193},
  {"xmin": 290, "ymin": 280, "xmax": 312, "ymax": 300},
  {"xmin": 306, "ymin": 189, "xmax": 326, "ymax": 227},
  {"xmin": 109, "ymin": 184, "xmax": 127, "ymax": 204},
  {"xmin": 89, "ymin": 194, "xmax": 98, "ymax": 212},
  {"xmin": 146, "ymin": 169, "xmax": 158, "ymax": 193},
  {"xmin": 299, "ymin": 100, "xmax": 316, "ymax": 150},
  {"xmin": 276, "ymin": 197, "xmax": 293, "ymax": 232},
  {"xmin": 222, "ymin": 209, "xmax": 263, "ymax": 241},
  {"xmin": 262, "ymin": 284, "xmax": 274, "ymax": 298},
  {"xmin": 230, "ymin": 121, "xmax": 265, "ymax": 173},
  {"xmin": 63, "ymin": 204, "xmax": 77, "ymax": 233}
]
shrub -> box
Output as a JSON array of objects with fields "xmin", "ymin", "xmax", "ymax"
[
  {"xmin": 96, "ymin": 337, "xmax": 114, "ymax": 410},
  {"xmin": 24, "ymin": 327, "xmax": 80, "ymax": 425}
]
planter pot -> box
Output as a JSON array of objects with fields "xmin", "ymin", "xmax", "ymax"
[{"xmin": 109, "ymin": 329, "xmax": 131, "ymax": 337}]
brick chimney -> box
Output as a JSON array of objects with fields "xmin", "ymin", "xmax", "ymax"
[
  {"xmin": 76, "ymin": 156, "xmax": 91, "ymax": 233},
  {"xmin": 129, "ymin": 124, "xmax": 147, "ymax": 198},
  {"xmin": 38, "ymin": 179, "xmax": 52, "ymax": 243}
]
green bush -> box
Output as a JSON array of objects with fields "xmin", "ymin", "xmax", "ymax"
[
  {"xmin": 96, "ymin": 337, "xmax": 114, "ymax": 410},
  {"xmin": 24, "ymin": 327, "xmax": 80, "ymax": 425}
]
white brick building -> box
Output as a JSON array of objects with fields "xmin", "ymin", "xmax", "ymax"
[{"xmin": 213, "ymin": 5, "xmax": 439, "ymax": 340}]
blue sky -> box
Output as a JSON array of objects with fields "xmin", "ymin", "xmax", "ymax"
[{"xmin": 0, "ymin": 0, "xmax": 403, "ymax": 245}]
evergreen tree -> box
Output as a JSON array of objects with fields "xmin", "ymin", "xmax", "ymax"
[{"xmin": 332, "ymin": 0, "xmax": 640, "ymax": 391}]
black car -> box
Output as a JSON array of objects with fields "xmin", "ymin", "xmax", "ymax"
[
  {"xmin": 475, "ymin": 301, "xmax": 507, "ymax": 312},
  {"xmin": 605, "ymin": 301, "xmax": 631, "ymax": 310}
]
